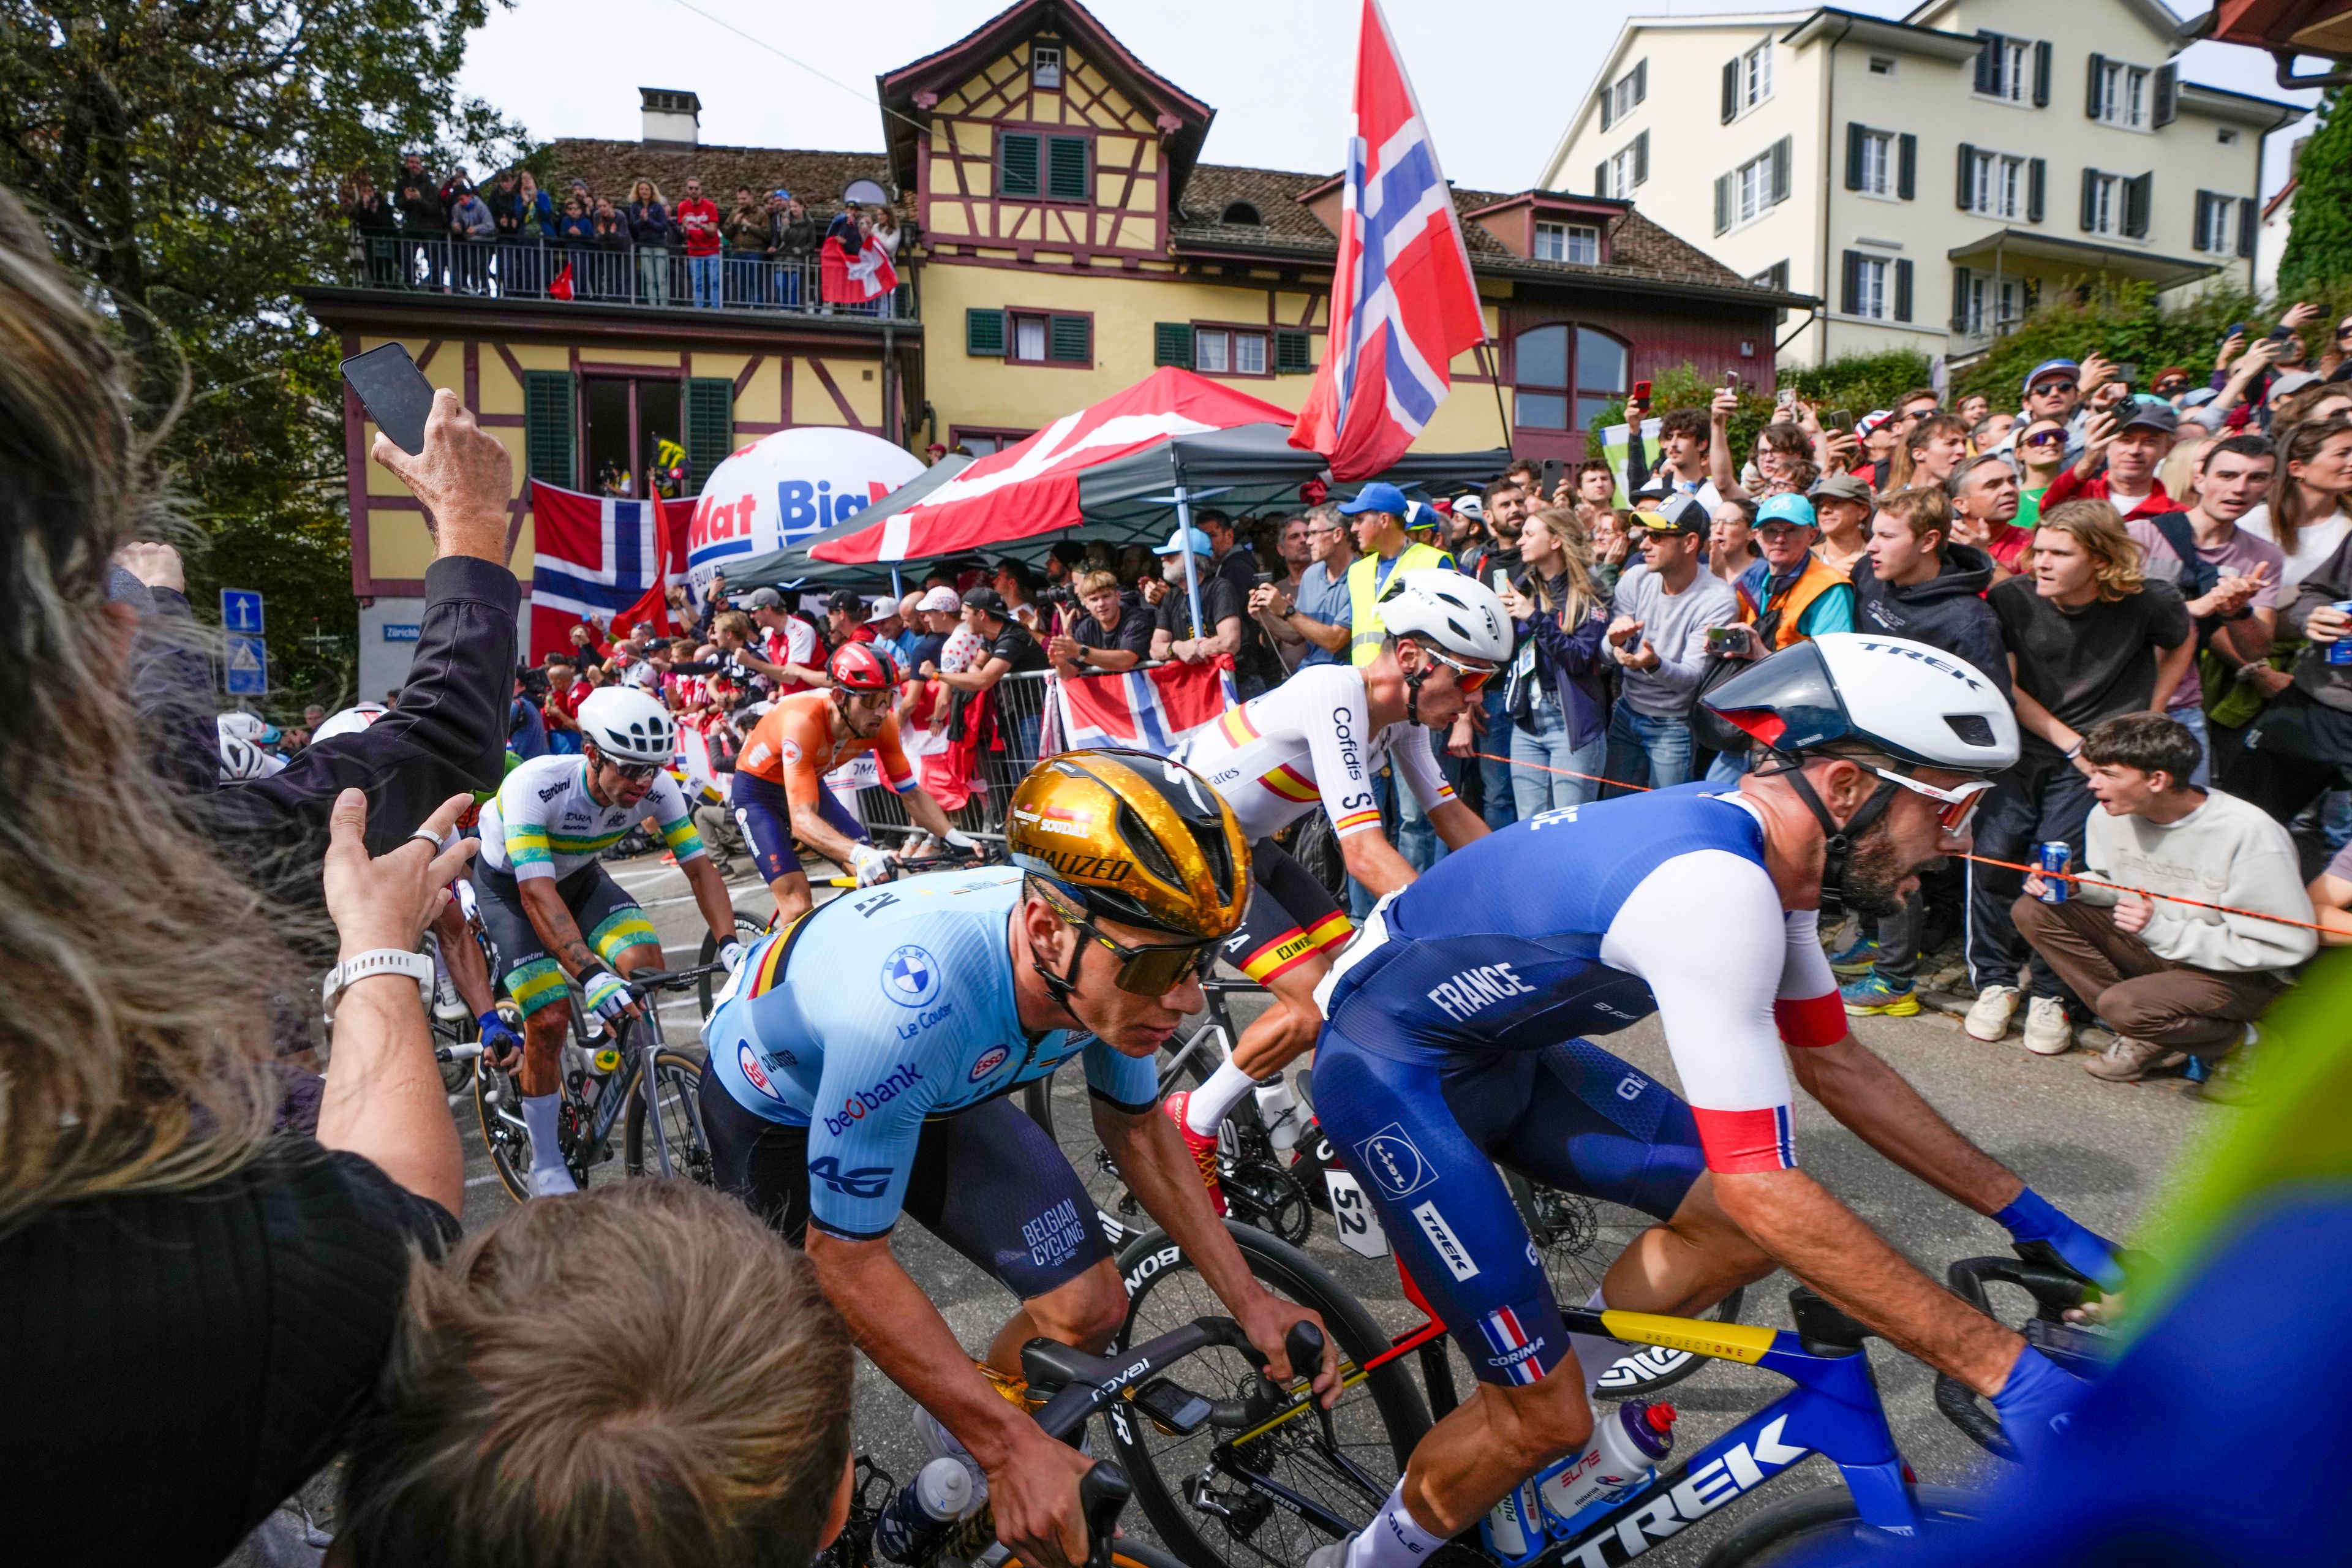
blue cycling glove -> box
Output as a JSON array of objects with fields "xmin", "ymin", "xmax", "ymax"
[
  {"xmin": 1988, "ymin": 1346, "xmax": 2087, "ymax": 1464},
  {"xmin": 478, "ymin": 1010, "xmax": 522, "ymax": 1061},
  {"xmin": 1996, "ymin": 1186, "xmax": 2126, "ymax": 1291}
]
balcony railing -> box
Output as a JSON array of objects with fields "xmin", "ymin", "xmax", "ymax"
[{"xmin": 341, "ymin": 234, "xmax": 916, "ymax": 322}]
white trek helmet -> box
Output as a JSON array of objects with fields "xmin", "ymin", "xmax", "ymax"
[
  {"xmin": 1377, "ymin": 569, "xmax": 1514, "ymax": 665},
  {"xmin": 1700, "ymin": 633, "xmax": 2018, "ymax": 774},
  {"xmin": 217, "ymin": 733, "xmax": 271, "ymax": 783},
  {"xmin": 312, "ymin": 702, "xmax": 387, "ymax": 744},
  {"xmin": 577, "ymin": 686, "xmax": 677, "ymax": 766}
]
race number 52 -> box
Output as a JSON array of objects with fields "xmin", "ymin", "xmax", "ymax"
[{"xmin": 1324, "ymin": 1170, "xmax": 1389, "ymax": 1259}]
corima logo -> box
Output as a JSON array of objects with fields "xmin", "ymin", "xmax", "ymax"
[
  {"xmin": 823, "ymin": 1062, "xmax": 924, "ymax": 1135},
  {"xmin": 880, "ymin": 944, "xmax": 940, "ymax": 1008},
  {"xmin": 968, "ymin": 1044, "xmax": 1010, "ymax": 1082}
]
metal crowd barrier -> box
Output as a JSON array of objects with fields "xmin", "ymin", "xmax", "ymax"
[
  {"xmin": 348, "ymin": 234, "xmax": 914, "ymax": 320},
  {"xmin": 843, "ymin": 668, "xmax": 1058, "ymax": 843}
]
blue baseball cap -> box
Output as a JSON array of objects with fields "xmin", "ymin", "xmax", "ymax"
[
  {"xmin": 1756, "ymin": 493, "xmax": 1818, "ymax": 530},
  {"xmin": 1336, "ymin": 481, "xmax": 1412, "ymax": 517},
  {"xmin": 1153, "ymin": 526, "xmax": 1215, "ymax": 556},
  {"xmin": 2022, "ymin": 358, "xmax": 2080, "ymax": 397}
]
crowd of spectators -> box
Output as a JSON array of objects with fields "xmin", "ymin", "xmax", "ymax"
[{"xmin": 339, "ymin": 154, "xmax": 903, "ymax": 310}]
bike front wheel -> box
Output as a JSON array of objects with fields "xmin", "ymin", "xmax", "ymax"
[
  {"xmin": 1698, "ymin": 1485, "xmax": 1985, "ymax": 1566},
  {"xmin": 1109, "ymin": 1222, "xmax": 1431, "ymax": 1568},
  {"xmin": 624, "ymin": 1046, "xmax": 714, "ymax": 1186}
]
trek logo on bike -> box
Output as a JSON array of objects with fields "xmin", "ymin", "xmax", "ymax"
[
  {"xmin": 881, "ymin": 944, "xmax": 941, "ymax": 1008},
  {"xmin": 1353, "ymin": 1124, "xmax": 1437, "ymax": 1200},
  {"xmin": 807, "ymin": 1157, "xmax": 892, "ymax": 1198}
]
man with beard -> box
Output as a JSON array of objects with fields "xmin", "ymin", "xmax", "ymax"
[{"xmin": 1300, "ymin": 635, "xmax": 2119, "ymax": 1568}]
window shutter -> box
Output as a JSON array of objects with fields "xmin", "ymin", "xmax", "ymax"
[
  {"xmin": 1274, "ymin": 328, "xmax": 1313, "ymax": 374},
  {"xmin": 2240, "ymin": 197, "xmax": 2260, "ymax": 259},
  {"xmin": 2081, "ymin": 167, "xmax": 2100, "ymax": 231},
  {"xmin": 2125, "ymin": 172, "xmax": 2152, "ymax": 239},
  {"xmin": 1047, "ymin": 137, "xmax": 1089, "ymax": 202},
  {"xmin": 1770, "ymin": 135, "xmax": 1792, "ymax": 204},
  {"xmin": 1634, "ymin": 61, "xmax": 1647, "ymax": 104},
  {"xmin": 2154, "ymin": 64, "xmax": 2179, "ymax": 128},
  {"xmin": 1714, "ymin": 172, "xmax": 1733, "ymax": 235},
  {"xmin": 1957, "ymin": 143, "xmax": 1977, "ymax": 210},
  {"xmin": 1841, "ymin": 250, "xmax": 1861, "ymax": 315},
  {"xmin": 522, "ymin": 371, "xmax": 575, "ymax": 488},
  {"xmin": 1000, "ymin": 132, "xmax": 1040, "ymax": 197},
  {"xmin": 2034, "ymin": 40, "xmax": 2052, "ymax": 107},
  {"xmin": 684, "ymin": 378, "xmax": 733, "ymax": 494},
  {"xmin": 2028, "ymin": 157, "xmax": 2046, "ymax": 222},
  {"xmin": 1595, "ymin": 162, "xmax": 1608, "ymax": 198},
  {"xmin": 1048, "ymin": 314, "xmax": 1091, "ymax": 363},
  {"xmin": 1951, "ymin": 266, "xmax": 1973, "ymax": 333},
  {"xmin": 1153, "ymin": 321, "xmax": 1193, "ymax": 367},
  {"xmin": 1634, "ymin": 131, "xmax": 1650, "ymax": 185},
  {"xmin": 1973, "ymin": 32, "xmax": 1997, "ymax": 95},
  {"xmin": 1722, "ymin": 59, "xmax": 1739, "ymax": 123},
  {"xmin": 2195, "ymin": 190, "xmax": 2214, "ymax": 250},
  {"xmin": 1894, "ymin": 259, "xmax": 1915, "ymax": 323},
  {"xmin": 1845, "ymin": 122, "xmax": 1865, "ymax": 190},
  {"xmin": 2086, "ymin": 54, "xmax": 2106, "ymax": 118},
  {"xmin": 967, "ymin": 307, "xmax": 1007, "ymax": 355},
  {"xmin": 1898, "ymin": 134, "xmax": 1917, "ymax": 200},
  {"xmin": 1600, "ymin": 92, "xmax": 1613, "ymax": 132}
]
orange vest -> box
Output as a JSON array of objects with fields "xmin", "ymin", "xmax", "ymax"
[{"xmin": 1736, "ymin": 556, "xmax": 1851, "ymax": 651}]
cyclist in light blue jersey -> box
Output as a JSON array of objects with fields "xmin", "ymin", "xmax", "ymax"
[{"xmin": 701, "ymin": 750, "xmax": 1339, "ymax": 1568}]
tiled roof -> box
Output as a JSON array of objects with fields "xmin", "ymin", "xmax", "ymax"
[{"xmin": 542, "ymin": 139, "xmax": 905, "ymax": 226}]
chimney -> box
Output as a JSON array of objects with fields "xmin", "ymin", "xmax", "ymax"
[{"xmin": 639, "ymin": 88, "xmax": 701, "ymax": 149}]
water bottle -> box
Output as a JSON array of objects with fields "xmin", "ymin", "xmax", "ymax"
[
  {"xmin": 1537, "ymin": 1401, "xmax": 1676, "ymax": 1523},
  {"xmin": 1481, "ymin": 1479, "xmax": 1544, "ymax": 1562},
  {"xmin": 1253, "ymin": 1074, "xmax": 1303, "ymax": 1155},
  {"xmin": 875, "ymin": 1457, "xmax": 975, "ymax": 1563}
]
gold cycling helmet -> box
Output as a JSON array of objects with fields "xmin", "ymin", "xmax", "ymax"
[{"xmin": 1006, "ymin": 750, "xmax": 1251, "ymax": 944}]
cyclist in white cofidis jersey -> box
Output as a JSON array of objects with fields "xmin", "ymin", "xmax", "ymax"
[{"xmin": 1166, "ymin": 570, "xmax": 1512, "ymax": 1206}]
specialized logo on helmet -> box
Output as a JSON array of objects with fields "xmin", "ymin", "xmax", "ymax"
[{"xmin": 880, "ymin": 944, "xmax": 940, "ymax": 1008}]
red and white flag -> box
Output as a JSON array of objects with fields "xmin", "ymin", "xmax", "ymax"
[
  {"xmin": 1288, "ymin": 0, "xmax": 1487, "ymax": 480},
  {"xmin": 1049, "ymin": 658, "xmax": 1236, "ymax": 759},
  {"xmin": 821, "ymin": 229, "xmax": 899, "ymax": 304},
  {"xmin": 527, "ymin": 481, "xmax": 694, "ymax": 662}
]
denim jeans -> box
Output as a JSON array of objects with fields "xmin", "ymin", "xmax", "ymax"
[
  {"xmin": 638, "ymin": 250, "xmax": 669, "ymax": 307},
  {"xmin": 1395, "ymin": 751, "xmax": 1463, "ymax": 872},
  {"xmin": 1478, "ymin": 684, "xmax": 1517, "ymax": 830},
  {"xmin": 2167, "ymin": 704, "xmax": 2211, "ymax": 789},
  {"xmin": 1600, "ymin": 704, "xmax": 1695, "ymax": 796},
  {"xmin": 774, "ymin": 262, "xmax": 802, "ymax": 307},
  {"xmin": 1509, "ymin": 691, "xmax": 1606, "ymax": 817},
  {"xmin": 1966, "ymin": 762, "xmax": 2099, "ymax": 1005},
  {"xmin": 1704, "ymin": 748, "xmax": 1751, "ymax": 786},
  {"xmin": 690, "ymin": 254, "xmax": 721, "ymax": 307}
]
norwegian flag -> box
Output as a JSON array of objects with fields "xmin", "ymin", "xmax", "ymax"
[
  {"xmin": 1049, "ymin": 659, "xmax": 1236, "ymax": 759},
  {"xmin": 1288, "ymin": 0, "xmax": 1487, "ymax": 480},
  {"xmin": 821, "ymin": 216, "xmax": 899, "ymax": 305},
  {"xmin": 527, "ymin": 481, "xmax": 694, "ymax": 662}
]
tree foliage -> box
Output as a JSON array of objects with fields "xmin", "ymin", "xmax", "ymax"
[
  {"xmin": 2280, "ymin": 86, "xmax": 2352, "ymax": 300},
  {"xmin": 0, "ymin": 1, "xmax": 523, "ymax": 709},
  {"xmin": 1781, "ymin": 350, "xmax": 1936, "ymax": 421}
]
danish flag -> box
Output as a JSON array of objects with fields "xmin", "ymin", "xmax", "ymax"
[{"xmin": 1289, "ymin": 0, "xmax": 1488, "ymax": 480}]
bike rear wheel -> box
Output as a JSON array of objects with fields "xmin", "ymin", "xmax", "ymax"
[
  {"xmin": 624, "ymin": 1046, "xmax": 714, "ymax": 1185},
  {"xmin": 1698, "ymin": 1485, "xmax": 1985, "ymax": 1566},
  {"xmin": 1109, "ymin": 1223, "xmax": 1430, "ymax": 1568}
]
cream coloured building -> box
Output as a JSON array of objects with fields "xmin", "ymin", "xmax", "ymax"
[{"xmin": 1541, "ymin": 0, "xmax": 2302, "ymax": 369}]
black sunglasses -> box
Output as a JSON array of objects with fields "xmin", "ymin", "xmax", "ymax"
[
  {"xmin": 600, "ymin": 758, "xmax": 663, "ymax": 783},
  {"xmin": 1060, "ymin": 908, "xmax": 1219, "ymax": 996}
]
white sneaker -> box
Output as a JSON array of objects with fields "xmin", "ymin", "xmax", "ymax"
[
  {"xmin": 2022, "ymin": 997, "xmax": 2075, "ymax": 1056},
  {"xmin": 1963, "ymin": 983, "xmax": 2020, "ymax": 1042},
  {"xmin": 528, "ymin": 1163, "xmax": 579, "ymax": 1198}
]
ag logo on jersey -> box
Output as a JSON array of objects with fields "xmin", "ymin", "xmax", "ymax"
[
  {"xmin": 1353, "ymin": 1124, "xmax": 1437, "ymax": 1201},
  {"xmin": 969, "ymin": 1044, "xmax": 1010, "ymax": 1082},
  {"xmin": 881, "ymin": 944, "xmax": 941, "ymax": 1008}
]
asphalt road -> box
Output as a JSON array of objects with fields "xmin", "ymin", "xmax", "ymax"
[{"xmin": 445, "ymin": 847, "xmax": 2214, "ymax": 1566}]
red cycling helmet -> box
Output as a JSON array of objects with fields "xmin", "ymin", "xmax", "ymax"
[{"xmin": 828, "ymin": 641, "xmax": 893, "ymax": 693}]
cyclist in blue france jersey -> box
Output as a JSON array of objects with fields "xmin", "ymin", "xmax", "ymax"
[
  {"xmin": 1303, "ymin": 635, "xmax": 2122, "ymax": 1568},
  {"xmin": 701, "ymin": 750, "xmax": 1339, "ymax": 1568},
  {"xmin": 473, "ymin": 688, "xmax": 744, "ymax": 1197}
]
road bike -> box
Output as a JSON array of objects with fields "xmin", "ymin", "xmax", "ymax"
[{"xmin": 1098, "ymin": 1221, "xmax": 2057, "ymax": 1568}]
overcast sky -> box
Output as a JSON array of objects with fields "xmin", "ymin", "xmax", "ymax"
[{"xmin": 457, "ymin": 0, "xmax": 2320, "ymax": 201}]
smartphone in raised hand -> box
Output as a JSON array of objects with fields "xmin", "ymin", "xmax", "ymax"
[{"xmin": 340, "ymin": 342, "xmax": 437, "ymax": 456}]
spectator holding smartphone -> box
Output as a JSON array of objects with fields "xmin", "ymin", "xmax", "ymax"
[
  {"xmin": 1052, "ymin": 569, "xmax": 1152, "ymax": 674},
  {"xmin": 1600, "ymin": 496, "xmax": 1738, "ymax": 792}
]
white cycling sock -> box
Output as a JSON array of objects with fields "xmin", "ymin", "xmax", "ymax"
[
  {"xmin": 1186, "ymin": 1058, "xmax": 1259, "ymax": 1136},
  {"xmin": 1344, "ymin": 1482, "xmax": 1448, "ymax": 1568},
  {"xmin": 521, "ymin": 1092, "xmax": 565, "ymax": 1170},
  {"xmin": 1565, "ymin": 1286, "xmax": 1638, "ymax": 1396}
]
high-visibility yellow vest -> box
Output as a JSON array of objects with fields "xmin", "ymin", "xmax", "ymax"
[{"xmin": 1344, "ymin": 544, "xmax": 1456, "ymax": 666}]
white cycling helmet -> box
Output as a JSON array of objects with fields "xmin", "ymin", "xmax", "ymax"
[
  {"xmin": 217, "ymin": 710, "xmax": 281, "ymax": 746},
  {"xmin": 217, "ymin": 733, "xmax": 271, "ymax": 783},
  {"xmin": 1376, "ymin": 569, "xmax": 1514, "ymax": 666},
  {"xmin": 312, "ymin": 702, "xmax": 387, "ymax": 744},
  {"xmin": 577, "ymin": 685, "xmax": 677, "ymax": 766},
  {"xmin": 1701, "ymin": 633, "xmax": 2018, "ymax": 775}
]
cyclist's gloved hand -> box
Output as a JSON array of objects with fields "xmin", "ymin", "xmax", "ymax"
[
  {"xmin": 477, "ymin": 1010, "xmax": 522, "ymax": 1066},
  {"xmin": 719, "ymin": 940, "xmax": 747, "ymax": 974},
  {"xmin": 1989, "ymin": 1345, "xmax": 2088, "ymax": 1464},
  {"xmin": 581, "ymin": 968, "xmax": 633, "ymax": 1022},
  {"xmin": 851, "ymin": 843, "xmax": 895, "ymax": 887},
  {"xmin": 943, "ymin": 828, "xmax": 981, "ymax": 858},
  {"xmin": 1996, "ymin": 1186, "xmax": 2127, "ymax": 1292}
]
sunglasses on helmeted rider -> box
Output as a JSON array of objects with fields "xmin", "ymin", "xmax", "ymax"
[
  {"xmin": 1415, "ymin": 644, "xmax": 1499, "ymax": 694},
  {"xmin": 1055, "ymin": 907, "xmax": 1220, "ymax": 996},
  {"xmin": 1869, "ymin": 768, "xmax": 1994, "ymax": 833}
]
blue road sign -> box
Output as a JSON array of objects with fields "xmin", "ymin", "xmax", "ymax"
[
  {"xmin": 221, "ymin": 588, "xmax": 265, "ymax": 634},
  {"xmin": 225, "ymin": 632, "xmax": 269, "ymax": 696}
]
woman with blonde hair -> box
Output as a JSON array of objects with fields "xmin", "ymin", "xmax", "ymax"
[
  {"xmin": 1497, "ymin": 508, "xmax": 1610, "ymax": 815},
  {"xmin": 626, "ymin": 176, "xmax": 674, "ymax": 306},
  {"xmin": 2242, "ymin": 414, "xmax": 2352, "ymax": 587}
]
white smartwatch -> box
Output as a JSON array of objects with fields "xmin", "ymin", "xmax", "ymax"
[{"xmin": 322, "ymin": 948, "xmax": 436, "ymax": 1025}]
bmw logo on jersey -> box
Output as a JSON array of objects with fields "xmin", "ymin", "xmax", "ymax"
[{"xmin": 881, "ymin": 944, "xmax": 941, "ymax": 1008}]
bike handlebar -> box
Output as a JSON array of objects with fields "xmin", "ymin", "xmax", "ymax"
[
  {"xmin": 1934, "ymin": 1255, "xmax": 2096, "ymax": 1461},
  {"xmin": 1077, "ymin": 1463, "xmax": 1131, "ymax": 1568}
]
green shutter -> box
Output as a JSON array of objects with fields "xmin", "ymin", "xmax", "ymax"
[
  {"xmin": 1047, "ymin": 136, "xmax": 1090, "ymax": 202},
  {"xmin": 684, "ymin": 377, "xmax": 734, "ymax": 492},
  {"xmin": 1274, "ymin": 328, "xmax": 1313, "ymax": 374},
  {"xmin": 1049, "ymin": 314, "xmax": 1091, "ymax": 363},
  {"xmin": 523, "ymin": 371, "xmax": 575, "ymax": 487},
  {"xmin": 1153, "ymin": 322, "xmax": 1193, "ymax": 366},
  {"xmin": 967, "ymin": 307, "xmax": 1006, "ymax": 355},
  {"xmin": 1000, "ymin": 133, "xmax": 1040, "ymax": 197}
]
